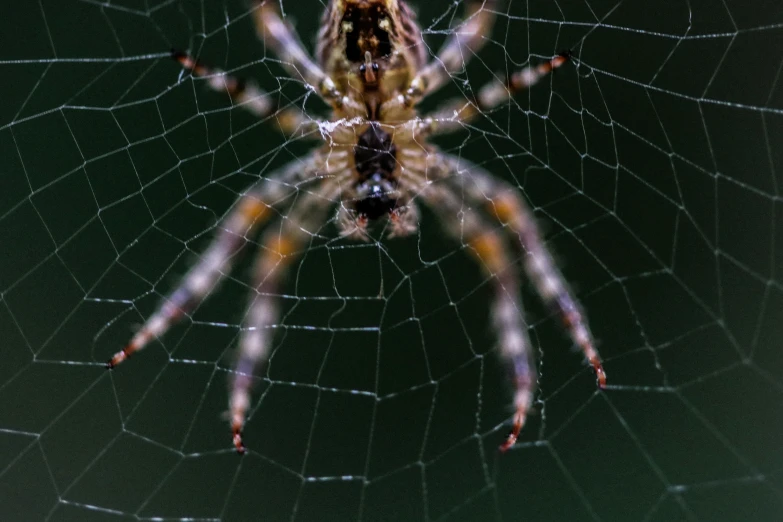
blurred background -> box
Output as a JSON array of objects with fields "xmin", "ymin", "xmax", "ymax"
[{"xmin": 0, "ymin": 0, "xmax": 781, "ymax": 520}]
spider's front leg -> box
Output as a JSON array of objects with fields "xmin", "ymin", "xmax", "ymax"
[
  {"xmin": 381, "ymin": 0, "xmax": 498, "ymax": 117},
  {"xmin": 230, "ymin": 181, "xmax": 339, "ymax": 453},
  {"xmin": 412, "ymin": 0, "xmax": 499, "ymax": 94},
  {"xmin": 172, "ymin": 50, "xmax": 317, "ymax": 136},
  {"xmin": 417, "ymin": 53, "xmax": 572, "ymax": 136},
  {"xmin": 420, "ymin": 179, "xmax": 535, "ymax": 451},
  {"xmin": 252, "ymin": 1, "xmax": 363, "ymax": 114},
  {"xmin": 106, "ymin": 158, "xmax": 319, "ymax": 369}
]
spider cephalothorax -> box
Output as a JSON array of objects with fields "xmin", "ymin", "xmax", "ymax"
[
  {"xmin": 108, "ymin": 0, "xmax": 606, "ymax": 455},
  {"xmin": 318, "ymin": 0, "xmax": 427, "ymax": 115}
]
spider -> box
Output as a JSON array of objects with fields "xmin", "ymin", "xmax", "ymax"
[{"xmin": 107, "ymin": 0, "xmax": 606, "ymax": 454}]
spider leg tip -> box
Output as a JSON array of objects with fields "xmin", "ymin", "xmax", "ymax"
[
  {"xmin": 171, "ymin": 49, "xmax": 194, "ymax": 69},
  {"xmin": 498, "ymin": 432, "xmax": 518, "ymax": 453},
  {"xmin": 593, "ymin": 363, "xmax": 607, "ymax": 389},
  {"xmin": 558, "ymin": 49, "xmax": 573, "ymax": 60},
  {"xmin": 106, "ymin": 347, "xmax": 130, "ymax": 370},
  {"xmin": 233, "ymin": 429, "xmax": 246, "ymax": 454},
  {"xmin": 499, "ymin": 414, "xmax": 525, "ymax": 453}
]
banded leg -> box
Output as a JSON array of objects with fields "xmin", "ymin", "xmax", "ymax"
[
  {"xmin": 252, "ymin": 2, "xmax": 363, "ymax": 114},
  {"xmin": 106, "ymin": 158, "xmax": 321, "ymax": 369},
  {"xmin": 421, "ymin": 179, "xmax": 536, "ymax": 451},
  {"xmin": 443, "ymin": 155, "xmax": 607, "ymax": 387},
  {"xmin": 417, "ymin": 53, "xmax": 572, "ymax": 136},
  {"xmin": 229, "ymin": 183, "xmax": 339, "ymax": 453},
  {"xmin": 381, "ymin": 0, "xmax": 498, "ymax": 116},
  {"xmin": 172, "ymin": 50, "xmax": 316, "ymax": 135}
]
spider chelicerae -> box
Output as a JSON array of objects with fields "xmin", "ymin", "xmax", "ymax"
[{"xmin": 107, "ymin": 0, "xmax": 606, "ymax": 453}]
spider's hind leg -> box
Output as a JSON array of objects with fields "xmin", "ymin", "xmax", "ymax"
[
  {"xmin": 420, "ymin": 179, "xmax": 536, "ymax": 452},
  {"xmin": 446, "ymin": 156, "xmax": 607, "ymax": 388}
]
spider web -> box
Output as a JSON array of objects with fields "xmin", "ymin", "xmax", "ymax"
[{"xmin": 1, "ymin": 0, "xmax": 782, "ymax": 520}]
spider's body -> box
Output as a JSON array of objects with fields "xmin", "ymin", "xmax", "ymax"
[
  {"xmin": 319, "ymin": 0, "xmax": 425, "ymax": 232},
  {"xmin": 108, "ymin": 0, "xmax": 606, "ymax": 454}
]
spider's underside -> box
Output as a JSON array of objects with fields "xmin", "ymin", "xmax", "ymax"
[{"xmin": 107, "ymin": 0, "xmax": 606, "ymax": 453}]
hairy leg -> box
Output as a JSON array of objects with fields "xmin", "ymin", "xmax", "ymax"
[
  {"xmin": 440, "ymin": 154, "xmax": 607, "ymax": 387},
  {"xmin": 252, "ymin": 1, "xmax": 363, "ymax": 114},
  {"xmin": 106, "ymin": 156, "xmax": 323, "ymax": 369},
  {"xmin": 172, "ymin": 50, "xmax": 318, "ymax": 135},
  {"xmin": 417, "ymin": 53, "xmax": 571, "ymax": 136},
  {"xmin": 381, "ymin": 0, "xmax": 498, "ymax": 116},
  {"xmin": 419, "ymin": 177, "xmax": 536, "ymax": 451},
  {"xmin": 229, "ymin": 181, "xmax": 340, "ymax": 453}
]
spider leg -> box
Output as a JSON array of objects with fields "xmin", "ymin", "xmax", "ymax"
[
  {"xmin": 252, "ymin": 2, "xmax": 363, "ymax": 114},
  {"xmin": 417, "ymin": 53, "xmax": 571, "ymax": 136},
  {"xmin": 229, "ymin": 181, "xmax": 339, "ymax": 453},
  {"xmin": 106, "ymin": 157, "xmax": 321, "ymax": 369},
  {"xmin": 419, "ymin": 178, "xmax": 535, "ymax": 451},
  {"xmin": 172, "ymin": 50, "xmax": 317, "ymax": 135},
  {"xmin": 381, "ymin": 0, "xmax": 498, "ymax": 116},
  {"xmin": 442, "ymin": 155, "xmax": 607, "ymax": 388}
]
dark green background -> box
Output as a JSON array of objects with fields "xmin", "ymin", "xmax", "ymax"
[{"xmin": 0, "ymin": 1, "xmax": 781, "ymax": 521}]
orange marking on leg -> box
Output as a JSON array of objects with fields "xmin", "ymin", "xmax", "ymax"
[
  {"xmin": 258, "ymin": 235, "xmax": 299, "ymax": 276},
  {"xmin": 465, "ymin": 104, "xmax": 480, "ymax": 121},
  {"xmin": 269, "ymin": 236, "xmax": 296, "ymax": 258},
  {"xmin": 469, "ymin": 232, "xmax": 506, "ymax": 273},
  {"xmin": 490, "ymin": 193, "xmax": 520, "ymax": 225},
  {"xmin": 239, "ymin": 197, "xmax": 269, "ymax": 223},
  {"xmin": 277, "ymin": 110, "xmax": 302, "ymax": 133}
]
